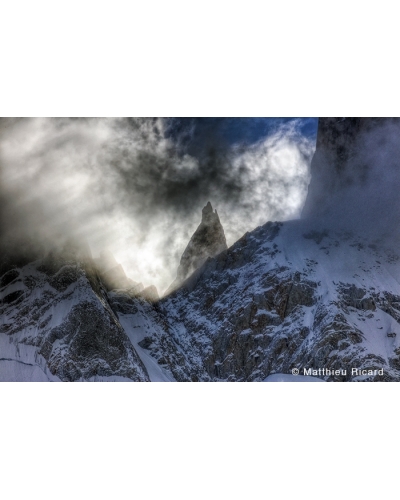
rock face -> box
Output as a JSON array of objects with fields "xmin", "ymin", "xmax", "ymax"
[
  {"xmin": 138, "ymin": 220, "xmax": 400, "ymax": 381},
  {"xmin": 302, "ymin": 117, "xmax": 400, "ymax": 218},
  {"xmin": 0, "ymin": 243, "xmax": 150, "ymax": 381},
  {"xmin": 167, "ymin": 202, "xmax": 227, "ymax": 293}
]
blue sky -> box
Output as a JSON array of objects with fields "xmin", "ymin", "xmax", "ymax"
[{"xmin": 164, "ymin": 118, "xmax": 318, "ymax": 155}]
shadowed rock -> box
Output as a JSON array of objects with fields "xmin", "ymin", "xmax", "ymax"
[
  {"xmin": 166, "ymin": 201, "xmax": 227, "ymax": 294},
  {"xmin": 0, "ymin": 242, "xmax": 150, "ymax": 381}
]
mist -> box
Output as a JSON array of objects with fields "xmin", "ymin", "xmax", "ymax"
[
  {"xmin": 0, "ymin": 118, "xmax": 315, "ymax": 292},
  {"xmin": 303, "ymin": 119, "xmax": 400, "ymax": 248}
]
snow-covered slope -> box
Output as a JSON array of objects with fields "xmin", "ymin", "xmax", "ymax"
[
  {"xmin": 139, "ymin": 219, "xmax": 400, "ymax": 381},
  {"xmin": 0, "ymin": 248, "xmax": 149, "ymax": 381},
  {"xmin": 2, "ymin": 218, "xmax": 400, "ymax": 382},
  {"xmin": 107, "ymin": 291, "xmax": 175, "ymax": 382}
]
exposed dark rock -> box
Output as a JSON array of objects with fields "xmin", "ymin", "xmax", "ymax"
[
  {"xmin": 137, "ymin": 217, "xmax": 400, "ymax": 382},
  {"xmin": 375, "ymin": 291, "xmax": 400, "ymax": 323},
  {"xmin": 138, "ymin": 336, "xmax": 153, "ymax": 349},
  {"xmin": 0, "ymin": 269, "xmax": 20, "ymax": 288},
  {"xmin": 338, "ymin": 283, "xmax": 376, "ymax": 311},
  {"xmin": 166, "ymin": 201, "xmax": 227, "ymax": 294},
  {"xmin": 2, "ymin": 290, "xmax": 25, "ymax": 305},
  {"xmin": 0, "ymin": 246, "xmax": 150, "ymax": 381}
]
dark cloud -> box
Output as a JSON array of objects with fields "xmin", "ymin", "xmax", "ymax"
[{"xmin": 0, "ymin": 117, "xmax": 315, "ymax": 292}]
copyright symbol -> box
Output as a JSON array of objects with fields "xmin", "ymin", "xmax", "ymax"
[{"xmin": 292, "ymin": 368, "xmax": 299, "ymax": 376}]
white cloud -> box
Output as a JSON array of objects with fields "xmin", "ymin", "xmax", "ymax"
[{"xmin": 0, "ymin": 118, "xmax": 315, "ymax": 293}]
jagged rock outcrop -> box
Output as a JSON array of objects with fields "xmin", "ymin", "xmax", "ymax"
[
  {"xmin": 0, "ymin": 243, "xmax": 149, "ymax": 381},
  {"xmin": 167, "ymin": 202, "xmax": 227, "ymax": 294}
]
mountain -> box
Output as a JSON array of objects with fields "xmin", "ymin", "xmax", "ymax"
[
  {"xmin": 131, "ymin": 118, "xmax": 400, "ymax": 381},
  {"xmin": 139, "ymin": 219, "xmax": 400, "ymax": 381},
  {"xmin": 166, "ymin": 201, "xmax": 227, "ymax": 294},
  {"xmin": 1, "ymin": 117, "xmax": 400, "ymax": 382},
  {"xmin": 0, "ymin": 242, "xmax": 149, "ymax": 381}
]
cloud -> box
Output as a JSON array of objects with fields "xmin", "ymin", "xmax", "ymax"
[
  {"xmin": 303, "ymin": 119, "xmax": 400, "ymax": 246},
  {"xmin": 0, "ymin": 117, "xmax": 315, "ymax": 292}
]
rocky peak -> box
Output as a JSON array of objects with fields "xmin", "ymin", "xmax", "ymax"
[
  {"xmin": 166, "ymin": 202, "xmax": 227, "ymax": 294},
  {"xmin": 202, "ymin": 201, "xmax": 215, "ymax": 222}
]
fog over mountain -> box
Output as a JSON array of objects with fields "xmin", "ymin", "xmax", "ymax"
[
  {"xmin": 0, "ymin": 118, "xmax": 315, "ymax": 292},
  {"xmin": 3, "ymin": 117, "xmax": 400, "ymax": 383},
  {"xmin": 303, "ymin": 117, "xmax": 400, "ymax": 246}
]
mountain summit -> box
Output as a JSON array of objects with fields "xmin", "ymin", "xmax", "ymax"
[{"xmin": 167, "ymin": 202, "xmax": 227, "ymax": 294}]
